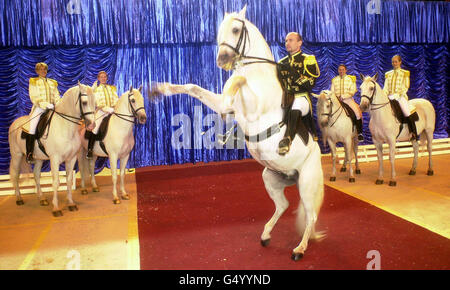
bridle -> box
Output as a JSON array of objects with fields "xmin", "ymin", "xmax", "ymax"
[
  {"xmin": 113, "ymin": 90, "xmax": 145, "ymax": 123},
  {"xmin": 53, "ymin": 88, "xmax": 94, "ymax": 125},
  {"xmin": 218, "ymin": 18, "xmax": 277, "ymax": 67},
  {"xmin": 360, "ymin": 80, "xmax": 390, "ymax": 111},
  {"xmin": 321, "ymin": 95, "xmax": 344, "ymax": 128}
]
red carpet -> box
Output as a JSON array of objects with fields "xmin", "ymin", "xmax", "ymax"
[{"xmin": 136, "ymin": 160, "xmax": 450, "ymax": 270}]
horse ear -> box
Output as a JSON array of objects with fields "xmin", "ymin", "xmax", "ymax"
[
  {"xmin": 373, "ymin": 72, "xmax": 379, "ymax": 82},
  {"xmin": 138, "ymin": 85, "xmax": 142, "ymax": 92},
  {"xmin": 129, "ymin": 85, "xmax": 133, "ymax": 92},
  {"xmin": 238, "ymin": 4, "xmax": 247, "ymax": 19},
  {"xmin": 359, "ymin": 73, "xmax": 365, "ymax": 81}
]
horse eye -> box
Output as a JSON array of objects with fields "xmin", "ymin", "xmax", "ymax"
[
  {"xmin": 131, "ymin": 99, "xmax": 136, "ymax": 103},
  {"xmin": 232, "ymin": 27, "xmax": 239, "ymax": 34}
]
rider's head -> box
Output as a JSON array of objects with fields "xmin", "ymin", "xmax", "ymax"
[
  {"xmin": 285, "ymin": 32, "xmax": 302, "ymax": 55},
  {"xmin": 97, "ymin": 71, "xmax": 108, "ymax": 85},
  {"xmin": 338, "ymin": 64, "xmax": 347, "ymax": 77},
  {"xmin": 392, "ymin": 55, "xmax": 402, "ymax": 70},
  {"xmin": 35, "ymin": 62, "xmax": 48, "ymax": 78}
]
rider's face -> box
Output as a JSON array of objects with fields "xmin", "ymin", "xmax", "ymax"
[
  {"xmin": 98, "ymin": 73, "xmax": 108, "ymax": 84},
  {"xmin": 338, "ymin": 66, "xmax": 347, "ymax": 77},
  {"xmin": 36, "ymin": 67, "xmax": 47, "ymax": 78},
  {"xmin": 285, "ymin": 34, "xmax": 302, "ymax": 54},
  {"xmin": 392, "ymin": 58, "xmax": 401, "ymax": 69}
]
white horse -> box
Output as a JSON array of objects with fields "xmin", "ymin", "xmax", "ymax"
[
  {"xmin": 359, "ymin": 74, "xmax": 435, "ymax": 186},
  {"xmin": 152, "ymin": 6, "xmax": 325, "ymax": 260},
  {"xmin": 78, "ymin": 86, "xmax": 147, "ymax": 204},
  {"xmin": 9, "ymin": 83, "xmax": 96, "ymax": 216},
  {"xmin": 312, "ymin": 90, "xmax": 361, "ymax": 182}
]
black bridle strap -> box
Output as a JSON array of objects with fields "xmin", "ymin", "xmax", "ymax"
[
  {"xmin": 112, "ymin": 91, "xmax": 145, "ymax": 124},
  {"xmin": 361, "ymin": 81, "xmax": 390, "ymax": 111}
]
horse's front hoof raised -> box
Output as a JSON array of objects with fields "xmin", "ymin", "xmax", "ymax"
[
  {"xmin": 291, "ymin": 252, "xmax": 304, "ymax": 261},
  {"xmin": 52, "ymin": 210, "xmax": 63, "ymax": 217},
  {"xmin": 113, "ymin": 198, "xmax": 121, "ymax": 205},
  {"xmin": 92, "ymin": 187, "xmax": 100, "ymax": 192},
  {"xmin": 329, "ymin": 176, "xmax": 336, "ymax": 182},
  {"xmin": 375, "ymin": 179, "xmax": 383, "ymax": 185},
  {"xmin": 389, "ymin": 181, "xmax": 397, "ymax": 187},
  {"xmin": 340, "ymin": 167, "xmax": 346, "ymax": 172},
  {"xmin": 260, "ymin": 239, "xmax": 271, "ymax": 247},
  {"xmin": 409, "ymin": 169, "xmax": 416, "ymax": 176},
  {"xmin": 40, "ymin": 199, "xmax": 49, "ymax": 206},
  {"xmin": 355, "ymin": 169, "xmax": 361, "ymax": 175},
  {"xmin": 427, "ymin": 170, "xmax": 434, "ymax": 176},
  {"xmin": 68, "ymin": 205, "xmax": 78, "ymax": 211},
  {"xmin": 16, "ymin": 200, "xmax": 24, "ymax": 206},
  {"xmin": 81, "ymin": 189, "xmax": 88, "ymax": 195}
]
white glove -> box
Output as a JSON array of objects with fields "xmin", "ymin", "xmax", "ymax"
[
  {"xmin": 103, "ymin": 107, "xmax": 114, "ymax": 114},
  {"xmin": 46, "ymin": 103, "xmax": 54, "ymax": 110}
]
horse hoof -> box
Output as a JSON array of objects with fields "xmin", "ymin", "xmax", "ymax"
[
  {"xmin": 291, "ymin": 252, "xmax": 304, "ymax": 261},
  {"xmin": 340, "ymin": 167, "xmax": 346, "ymax": 172},
  {"xmin": 92, "ymin": 187, "xmax": 100, "ymax": 192},
  {"xmin": 40, "ymin": 200, "xmax": 49, "ymax": 206},
  {"xmin": 113, "ymin": 199, "xmax": 121, "ymax": 205},
  {"xmin": 16, "ymin": 200, "xmax": 24, "ymax": 206},
  {"xmin": 81, "ymin": 189, "xmax": 88, "ymax": 195},
  {"xmin": 389, "ymin": 181, "xmax": 397, "ymax": 187},
  {"xmin": 68, "ymin": 205, "xmax": 78, "ymax": 212},
  {"xmin": 52, "ymin": 210, "xmax": 63, "ymax": 217},
  {"xmin": 121, "ymin": 194, "xmax": 130, "ymax": 200},
  {"xmin": 375, "ymin": 179, "xmax": 383, "ymax": 185},
  {"xmin": 355, "ymin": 169, "xmax": 361, "ymax": 175},
  {"xmin": 409, "ymin": 170, "xmax": 416, "ymax": 176},
  {"xmin": 329, "ymin": 176, "xmax": 336, "ymax": 182},
  {"xmin": 349, "ymin": 178, "xmax": 355, "ymax": 183},
  {"xmin": 260, "ymin": 239, "xmax": 271, "ymax": 247},
  {"xmin": 427, "ymin": 170, "xmax": 434, "ymax": 176}
]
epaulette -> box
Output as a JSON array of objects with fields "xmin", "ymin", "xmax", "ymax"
[
  {"xmin": 303, "ymin": 54, "xmax": 320, "ymax": 78},
  {"xmin": 48, "ymin": 78, "xmax": 58, "ymax": 86},
  {"xmin": 348, "ymin": 75, "xmax": 356, "ymax": 83},
  {"xmin": 29, "ymin": 77, "xmax": 38, "ymax": 85},
  {"xmin": 402, "ymin": 69, "xmax": 410, "ymax": 78},
  {"xmin": 385, "ymin": 70, "xmax": 394, "ymax": 77}
]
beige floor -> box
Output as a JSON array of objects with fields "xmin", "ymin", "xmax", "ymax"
[
  {"xmin": 0, "ymin": 170, "xmax": 139, "ymax": 270},
  {"xmin": 322, "ymin": 154, "xmax": 450, "ymax": 239}
]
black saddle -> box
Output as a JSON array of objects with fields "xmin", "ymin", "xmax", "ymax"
[
  {"xmin": 283, "ymin": 105, "xmax": 317, "ymax": 146},
  {"xmin": 21, "ymin": 110, "xmax": 54, "ymax": 157},
  {"xmin": 84, "ymin": 114, "xmax": 112, "ymax": 142},
  {"xmin": 338, "ymin": 100, "xmax": 357, "ymax": 131},
  {"xmin": 390, "ymin": 99, "xmax": 419, "ymax": 124}
]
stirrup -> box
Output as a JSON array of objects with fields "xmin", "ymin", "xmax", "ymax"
[
  {"xmin": 278, "ymin": 137, "xmax": 291, "ymax": 156},
  {"xmin": 26, "ymin": 153, "xmax": 35, "ymax": 164},
  {"xmin": 358, "ymin": 134, "xmax": 364, "ymax": 142}
]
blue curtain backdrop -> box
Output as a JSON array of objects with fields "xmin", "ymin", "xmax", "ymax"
[{"xmin": 0, "ymin": 0, "xmax": 449, "ymax": 174}]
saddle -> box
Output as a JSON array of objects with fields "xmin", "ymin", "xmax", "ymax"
[
  {"xmin": 21, "ymin": 110, "xmax": 54, "ymax": 157},
  {"xmin": 389, "ymin": 99, "xmax": 419, "ymax": 124},
  {"xmin": 283, "ymin": 104, "xmax": 316, "ymax": 146},
  {"xmin": 338, "ymin": 100, "xmax": 357, "ymax": 132},
  {"xmin": 84, "ymin": 114, "xmax": 112, "ymax": 154}
]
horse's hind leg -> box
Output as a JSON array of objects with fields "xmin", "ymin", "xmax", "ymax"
[
  {"xmin": 50, "ymin": 157, "xmax": 62, "ymax": 217},
  {"xmin": 89, "ymin": 156, "xmax": 99, "ymax": 192},
  {"xmin": 119, "ymin": 154, "xmax": 130, "ymax": 200},
  {"xmin": 33, "ymin": 160, "xmax": 48, "ymax": 206},
  {"xmin": 344, "ymin": 139, "xmax": 355, "ymax": 182},
  {"xmin": 260, "ymin": 168, "xmax": 292, "ymax": 247},
  {"xmin": 425, "ymin": 130, "xmax": 434, "ymax": 175},
  {"xmin": 409, "ymin": 139, "xmax": 419, "ymax": 175},
  {"xmin": 353, "ymin": 137, "xmax": 361, "ymax": 175},
  {"xmin": 65, "ymin": 157, "xmax": 78, "ymax": 212},
  {"xmin": 10, "ymin": 153, "xmax": 24, "ymax": 205}
]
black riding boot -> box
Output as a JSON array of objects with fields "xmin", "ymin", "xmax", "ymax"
[
  {"xmin": 356, "ymin": 119, "xmax": 364, "ymax": 142},
  {"xmin": 407, "ymin": 115, "xmax": 418, "ymax": 141},
  {"xmin": 25, "ymin": 134, "xmax": 36, "ymax": 164},
  {"xmin": 86, "ymin": 132, "xmax": 96, "ymax": 159},
  {"xmin": 278, "ymin": 110, "xmax": 301, "ymax": 156}
]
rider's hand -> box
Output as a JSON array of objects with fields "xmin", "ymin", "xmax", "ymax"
[
  {"xmin": 46, "ymin": 103, "xmax": 54, "ymax": 110},
  {"xmin": 104, "ymin": 107, "xmax": 114, "ymax": 114}
]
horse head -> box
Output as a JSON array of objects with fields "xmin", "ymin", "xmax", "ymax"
[
  {"xmin": 359, "ymin": 73, "xmax": 379, "ymax": 112},
  {"xmin": 216, "ymin": 5, "xmax": 249, "ymax": 70},
  {"xmin": 128, "ymin": 85, "xmax": 147, "ymax": 124},
  {"xmin": 75, "ymin": 82, "xmax": 96, "ymax": 131},
  {"xmin": 312, "ymin": 90, "xmax": 334, "ymax": 128}
]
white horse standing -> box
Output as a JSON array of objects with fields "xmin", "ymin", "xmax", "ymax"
[
  {"xmin": 9, "ymin": 84, "xmax": 96, "ymax": 216},
  {"xmin": 153, "ymin": 6, "xmax": 325, "ymax": 260},
  {"xmin": 78, "ymin": 86, "xmax": 147, "ymax": 204},
  {"xmin": 359, "ymin": 74, "xmax": 435, "ymax": 186},
  {"xmin": 313, "ymin": 90, "xmax": 361, "ymax": 182}
]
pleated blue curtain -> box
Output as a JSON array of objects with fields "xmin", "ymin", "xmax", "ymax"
[{"xmin": 0, "ymin": 0, "xmax": 449, "ymax": 174}]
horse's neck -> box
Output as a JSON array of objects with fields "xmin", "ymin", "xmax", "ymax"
[
  {"xmin": 53, "ymin": 89, "xmax": 79, "ymax": 135},
  {"xmin": 370, "ymin": 89, "xmax": 395, "ymax": 124},
  {"xmin": 233, "ymin": 22, "xmax": 282, "ymax": 126},
  {"xmin": 112, "ymin": 97, "xmax": 134, "ymax": 134}
]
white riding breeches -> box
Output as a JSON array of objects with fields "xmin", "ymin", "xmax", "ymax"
[
  {"xmin": 93, "ymin": 109, "xmax": 110, "ymax": 134},
  {"xmin": 291, "ymin": 96, "xmax": 310, "ymax": 116},
  {"xmin": 29, "ymin": 107, "xmax": 46, "ymax": 135},
  {"xmin": 388, "ymin": 94, "xmax": 410, "ymax": 116}
]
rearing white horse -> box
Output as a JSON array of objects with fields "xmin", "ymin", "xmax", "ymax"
[
  {"xmin": 153, "ymin": 6, "xmax": 325, "ymax": 260},
  {"xmin": 359, "ymin": 74, "xmax": 435, "ymax": 186}
]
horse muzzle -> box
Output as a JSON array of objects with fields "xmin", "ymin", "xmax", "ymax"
[
  {"xmin": 217, "ymin": 50, "xmax": 235, "ymax": 71},
  {"xmin": 138, "ymin": 113, "xmax": 147, "ymax": 124}
]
